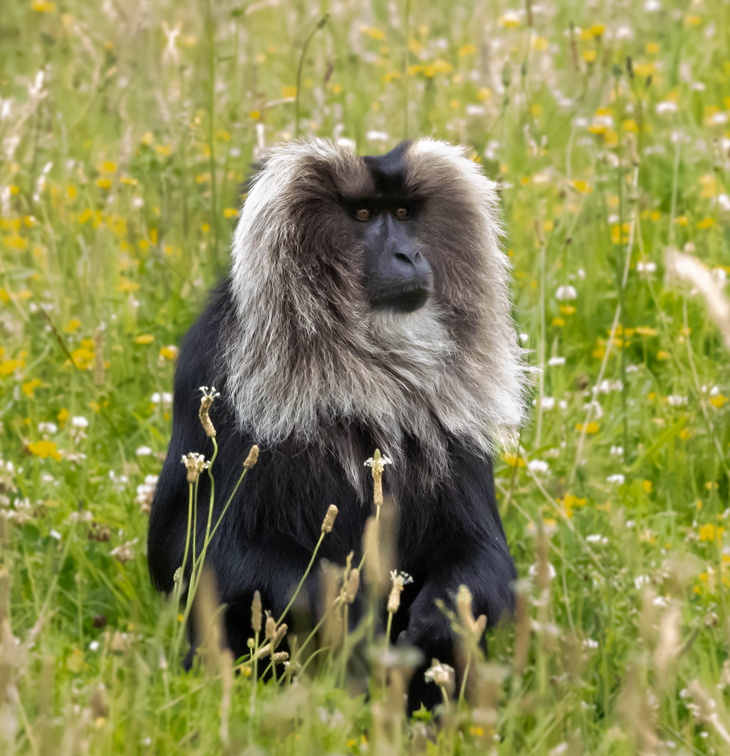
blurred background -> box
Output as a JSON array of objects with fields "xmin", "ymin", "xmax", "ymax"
[{"xmin": 1, "ymin": 1, "xmax": 729, "ymax": 753}]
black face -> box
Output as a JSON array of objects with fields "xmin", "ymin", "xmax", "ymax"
[{"xmin": 344, "ymin": 142, "xmax": 433, "ymax": 314}]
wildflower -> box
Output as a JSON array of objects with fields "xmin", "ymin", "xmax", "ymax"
[
  {"xmin": 181, "ymin": 452, "xmax": 210, "ymax": 483},
  {"xmin": 136, "ymin": 446, "xmax": 153, "ymax": 457},
  {"xmin": 27, "ymin": 440, "xmax": 62, "ymax": 461},
  {"xmin": 548, "ymin": 356, "xmax": 566, "ymax": 366},
  {"xmin": 387, "ymin": 570, "xmax": 413, "ymax": 614},
  {"xmin": 527, "ymin": 460, "xmax": 549, "ymax": 475},
  {"xmin": 38, "ymin": 422, "xmax": 58, "ymax": 435},
  {"xmin": 610, "ymin": 445, "xmax": 624, "ymax": 456},
  {"xmin": 656, "ymin": 101, "xmax": 678, "ymax": 115},
  {"xmin": 110, "ymin": 540, "xmax": 137, "ymax": 563},
  {"xmin": 637, "ymin": 260, "xmax": 657, "ymax": 275},
  {"xmin": 424, "ymin": 660, "xmax": 455, "ymax": 696},
  {"xmin": 364, "ymin": 449, "xmax": 393, "ymax": 509},
  {"xmin": 699, "ymin": 524, "xmax": 724, "ymax": 542},
  {"xmin": 667, "ymin": 395, "xmax": 688, "ymax": 407},
  {"xmin": 555, "ymin": 285, "xmax": 578, "ymax": 302},
  {"xmin": 528, "ymin": 561, "xmax": 556, "ymax": 581},
  {"xmin": 607, "ymin": 474, "xmax": 625, "ymax": 485},
  {"xmin": 198, "ymin": 386, "xmax": 220, "ymax": 438},
  {"xmin": 151, "ymin": 392, "xmax": 173, "ymax": 405},
  {"xmin": 535, "ymin": 396, "xmax": 555, "ymax": 410},
  {"xmin": 71, "ymin": 416, "xmax": 89, "ymax": 429}
]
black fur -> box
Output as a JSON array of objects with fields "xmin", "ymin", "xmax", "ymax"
[{"xmin": 149, "ymin": 278, "xmax": 516, "ymax": 709}]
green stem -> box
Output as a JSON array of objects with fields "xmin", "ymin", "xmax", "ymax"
[
  {"xmin": 294, "ymin": 15, "xmax": 329, "ymax": 138},
  {"xmin": 276, "ymin": 530, "xmax": 326, "ymax": 627}
]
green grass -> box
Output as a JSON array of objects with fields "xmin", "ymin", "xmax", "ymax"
[{"xmin": 1, "ymin": 0, "xmax": 729, "ymax": 753}]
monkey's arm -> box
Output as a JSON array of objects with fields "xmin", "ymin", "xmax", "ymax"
[{"xmin": 148, "ymin": 282, "xmax": 233, "ymax": 592}]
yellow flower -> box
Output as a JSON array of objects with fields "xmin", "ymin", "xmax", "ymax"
[
  {"xmin": 458, "ymin": 44, "xmax": 476, "ymax": 56},
  {"xmin": 498, "ymin": 13, "xmax": 521, "ymax": 28},
  {"xmin": 360, "ymin": 26, "xmax": 385, "ymax": 40},
  {"xmin": 95, "ymin": 177, "xmax": 112, "ymax": 190},
  {"xmin": 561, "ymin": 494, "xmax": 587, "ymax": 519},
  {"xmin": 532, "ymin": 36, "xmax": 549, "ymax": 51},
  {"xmin": 223, "ymin": 207, "xmax": 239, "ymax": 219},
  {"xmin": 68, "ymin": 347, "xmax": 95, "ymax": 370},
  {"xmin": 140, "ymin": 131, "xmax": 154, "ymax": 146},
  {"xmin": 560, "ymin": 305, "xmax": 576, "ymax": 316},
  {"xmin": 32, "ymin": 0, "xmax": 57, "ymax": 11},
  {"xmin": 116, "ymin": 277, "xmax": 140, "ymax": 293},
  {"xmin": 633, "ymin": 62, "xmax": 656, "ymax": 77},
  {"xmin": 709, "ymin": 395, "xmax": 728, "ymax": 409},
  {"xmin": 646, "ymin": 42, "xmax": 659, "ymax": 55},
  {"xmin": 281, "ymin": 85, "xmax": 297, "ymax": 99},
  {"xmin": 698, "ymin": 523, "xmax": 724, "ymax": 542},
  {"xmin": 582, "ymin": 50, "xmax": 597, "ymax": 64},
  {"xmin": 0, "ymin": 358, "xmax": 25, "ymax": 376},
  {"xmin": 635, "ymin": 326, "xmax": 657, "ymax": 337},
  {"xmin": 696, "ymin": 217, "xmax": 715, "ymax": 230},
  {"xmin": 685, "ymin": 14, "xmax": 702, "ymax": 26},
  {"xmin": 27, "ymin": 440, "xmax": 62, "ymax": 461},
  {"xmin": 571, "ymin": 179, "xmax": 592, "ymax": 193},
  {"xmin": 476, "ymin": 87, "xmax": 492, "ymax": 101},
  {"xmin": 589, "ymin": 24, "xmax": 606, "ymax": 37},
  {"xmin": 642, "ymin": 480, "xmax": 653, "ymax": 494},
  {"xmin": 154, "ymin": 144, "xmax": 173, "ymax": 157},
  {"xmin": 423, "ymin": 59, "xmax": 453, "ymax": 77},
  {"xmin": 656, "ymin": 350, "xmax": 671, "ymax": 360},
  {"xmin": 22, "ymin": 378, "xmax": 43, "ymax": 397},
  {"xmin": 135, "ymin": 334, "xmax": 155, "ymax": 345},
  {"xmin": 575, "ymin": 422, "xmax": 600, "ymax": 434},
  {"xmin": 503, "ymin": 452, "xmax": 525, "ymax": 468},
  {"xmin": 99, "ymin": 160, "xmax": 117, "ymax": 173},
  {"xmin": 159, "ymin": 345, "xmax": 179, "ymax": 361}
]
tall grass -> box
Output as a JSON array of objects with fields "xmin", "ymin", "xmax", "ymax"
[{"xmin": 0, "ymin": 0, "xmax": 729, "ymax": 753}]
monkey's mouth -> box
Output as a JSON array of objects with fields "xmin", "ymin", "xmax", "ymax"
[{"xmin": 368, "ymin": 283, "xmax": 431, "ymax": 313}]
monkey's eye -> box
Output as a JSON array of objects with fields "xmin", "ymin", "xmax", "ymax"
[
  {"xmin": 394, "ymin": 207, "xmax": 410, "ymax": 220},
  {"xmin": 354, "ymin": 208, "xmax": 374, "ymax": 221}
]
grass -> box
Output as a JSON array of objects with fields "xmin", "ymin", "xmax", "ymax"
[{"xmin": 1, "ymin": 0, "xmax": 729, "ymax": 753}]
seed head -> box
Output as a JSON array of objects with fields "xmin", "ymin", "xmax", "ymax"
[
  {"xmin": 387, "ymin": 570, "xmax": 413, "ymax": 614},
  {"xmin": 321, "ymin": 504, "xmax": 338, "ymax": 533},
  {"xmin": 181, "ymin": 452, "xmax": 209, "ymax": 483},
  {"xmin": 424, "ymin": 659, "xmax": 455, "ymax": 696},
  {"xmin": 243, "ymin": 444, "xmax": 259, "ymax": 469},
  {"xmin": 343, "ymin": 568, "xmax": 360, "ymax": 604},
  {"xmin": 198, "ymin": 386, "xmax": 220, "ymax": 438},
  {"xmin": 251, "ymin": 590, "xmax": 262, "ymax": 634},
  {"xmin": 364, "ymin": 449, "xmax": 393, "ymax": 509}
]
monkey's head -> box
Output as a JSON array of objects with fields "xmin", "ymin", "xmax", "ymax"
[{"xmin": 228, "ymin": 138, "xmax": 526, "ymax": 488}]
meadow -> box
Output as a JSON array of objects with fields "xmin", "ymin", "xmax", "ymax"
[{"xmin": 1, "ymin": 0, "xmax": 729, "ymax": 753}]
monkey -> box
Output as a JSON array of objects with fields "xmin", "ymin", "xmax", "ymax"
[{"xmin": 148, "ymin": 137, "xmax": 526, "ymax": 709}]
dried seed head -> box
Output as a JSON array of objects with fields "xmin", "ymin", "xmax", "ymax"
[
  {"xmin": 243, "ymin": 444, "xmax": 259, "ymax": 469},
  {"xmin": 364, "ymin": 449, "xmax": 393, "ymax": 509},
  {"xmin": 272, "ymin": 623, "xmax": 288, "ymax": 650},
  {"xmin": 343, "ymin": 568, "xmax": 360, "ymax": 604},
  {"xmin": 424, "ymin": 659, "xmax": 455, "ymax": 696},
  {"xmin": 265, "ymin": 614, "xmax": 276, "ymax": 641},
  {"xmin": 251, "ymin": 590, "xmax": 262, "ymax": 634},
  {"xmin": 198, "ymin": 386, "xmax": 219, "ymax": 438},
  {"xmin": 181, "ymin": 452, "xmax": 209, "ymax": 483},
  {"xmin": 321, "ymin": 504, "xmax": 338, "ymax": 533},
  {"xmin": 271, "ymin": 651, "xmax": 289, "ymax": 663},
  {"xmin": 387, "ymin": 570, "xmax": 413, "ymax": 614},
  {"xmin": 456, "ymin": 584, "xmax": 487, "ymax": 639}
]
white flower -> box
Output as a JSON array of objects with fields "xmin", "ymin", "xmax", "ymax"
[
  {"xmin": 181, "ymin": 452, "xmax": 210, "ymax": 483},
  {"xmin": 634, "ymin": 575, "xmax": 650, "ymax": 589},
  {"xmin": 636, "ymin": 260, "xmax": 657, "ymax": 275},
  {"xmin": 527, "ymin": 460, "xmax": 550, "ymax": 475},
  {"xmin": 583, "ymin": 638, "xmax": 599, "ymax": 649},
  {"xmin": 548, "ymin": 356, "xmax": 566, "ymax": 366},
  {"xmin": 364, "ymin": 454, "xmax": 393, "ymax": 472},
  {"xmin": 656, "ymin": 101, "xmax": 678, "ymax": 115},
  {"xmin": 71, "ymin": 416, "xmax": 89, "ymax": 429},
  {"xmin": 38, "ymin": 422, "xmax": 58, "ymax": 435},
  {"xmin": 586, "ymin": 534, "xmax": 608, "ymax": 545},
  {"xmin": 667, "ymin": 395, "xmax": 688, "ymax": 407},
  {"xmin": 519, "ymin": 333, "xmax": 529, "ymax": 344},
  {"xmin": 607, "ymin": 474, "xmax": 625, "ymax": 485},
  {"xmin": 136, "ymin": 446, "xmax": 153, "ymax": 457},
  {"xmin": 199, "ymin": 386, "xmax": 220, "ymax": 401},
  {"xmin": 151, "ymin": 392, "xmax": 173, "ymax": 405},
  {"xmin": 555, "ymin": 285, "xmax": 578, "ymax": 301},
  {"xmin": 529, "ymin": 561, "xmax": 556, "ymax": 581},
  {"xmin": 538, "ymin": 396, "xmax": 555, "ymax": 410},
  {"xmin": 610, "ymin": 445, "xmax": 624, "ymax": 457},
  {"xmin": 366, "ymin": 130, "xmax": 390, "ymax": 143}
]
